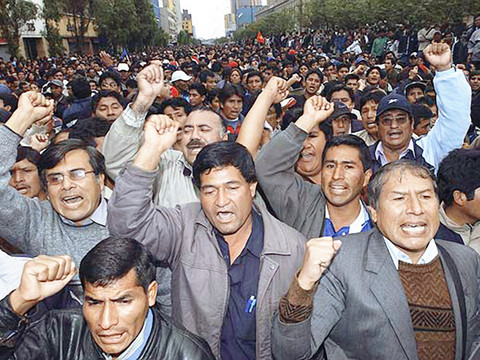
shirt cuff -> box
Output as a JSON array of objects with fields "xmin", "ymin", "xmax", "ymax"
[
  {"xmin": 122, "ymin": 104, "xmax": 148, "ymax": 128},
  {"xmin": 278, "ymin": 276, "xmax": 318, "ymax": 324}
]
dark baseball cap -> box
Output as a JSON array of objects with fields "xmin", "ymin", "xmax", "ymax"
[
  {"xmin": 327, "ymin": 101, "xmax": 357, "ymax": 121},
  {"xmin": 404, "ymin": 81, "xmax": 426, "ymax": 95},
  {"xmin": 376, "ymin": 92, "xmax": 413, "ymax": 118}
]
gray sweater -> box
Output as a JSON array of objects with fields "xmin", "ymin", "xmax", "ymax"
[{"xmin": 0, "ymin": 126, "xmax": 110, "ymax": 284}]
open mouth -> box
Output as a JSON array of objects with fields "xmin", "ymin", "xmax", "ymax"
[
  {"xmin": 401, "ymin": 222, "xmax": 427, "ymax": 235},
  {"xmin": 62, "ymin": 195, "xmax": 83, "ymax": 205},
  {"xmin": 216, "ymin": 211, "xmax": 234, "ymax": 222},
  {"xmin": 388, "ymin": 131, "xmax": 402, "ymax": 139},
  {"xmin": 329, "ymin": 184, "xmax": 347, "ymax": 194},
  {"xmin": 15, "ymin": 186, "xmax": 30, "ymax": 194},
  {"xmin": 98, "ymin": 332, "xmax": 125, "ymax": 344}
]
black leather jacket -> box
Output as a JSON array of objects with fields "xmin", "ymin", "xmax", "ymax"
[{"xmin": 0, "ymin": 297, "xmax": 214, "ymax": 359}]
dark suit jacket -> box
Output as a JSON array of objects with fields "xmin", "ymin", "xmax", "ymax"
[{"xmin": 272, "ymin": 229, "xmax": 480, "ymax": 360}]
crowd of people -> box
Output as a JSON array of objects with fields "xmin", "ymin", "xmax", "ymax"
[{"xmin": 0, "ymin": 16, "xmax": 480, "ymax": 360}]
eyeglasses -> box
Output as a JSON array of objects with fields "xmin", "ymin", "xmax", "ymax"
[
  {"xmin": 378, "ymin": 115, "xmax": 410, "ymax": 127},
  {"xmin": 46, "ymin": 169, "xmax": 95, "ymax": 185}
]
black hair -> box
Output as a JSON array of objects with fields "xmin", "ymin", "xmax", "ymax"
[
  {"xmin": 437, "ymin": 148, "xmax": 480, "ymax": 206},
  {"xmin": 70, "ymin": 77, "xmax": 91, "ymax": 99},
  {"xmin": 412, "ymin": 104, "xmax": 433, "ymax": 127},
  {"xmin": 206, "ymin": 88, "xmax": 220, "ymax": 105},
  {"xmin": 199, "ymin": 70, "xmax": 215, "ymax": 83},
  {"xmin": 219, "ymin": 83, "xmax": 244, "ymax": 104},
  {"xmin": 321, "ymin": 135, "xmax": 372, "ymax": 171},
  {"xmin": 211, "ymin": 62, "xmax": 222, "ymax": 73},
  {"xmin": 70, "ymin": 117, "xmax": 112, "ymax": 145},
  {"xmin": 366, "ymin": 66, "xmax": 382, "ymax": 78},
  {"xmin": 193, "ymin": 141, "xmax": 256, "ymax": 188},
  {"xmin": 157, "ymin": 97, "xmax": 192, "ymax": 115},
  {"xmin": 415, "ymin": 95, "xmax": 436, "ymax": 107},
  {"xmin": 16, "ymin": 145, "xmax": 41, "ymax": 166},
  {"xmin": 80, "ymin": 237, "xmax": 156, "ymax": 292},
  {"xmin": 0, "ymin": 93, "xmax": 18, "ymax": 112},
  {"xmin": 246, "ymin": 70, "xmax": 263, "ymax": 83},
  {"xmin": 344, "ymin": 73, "xmax": 360, "ymax": 83},
  {"xmin": 359, "ymin": 90, "xmax": 386, "ymax": 110},
  {"xmin": 328, "ymin": 84, "xmax": 354, "ymax": 102},
  {"xmin": 125, "ymin": 78, "xmax": 137, "ymax": 89},
  {"xmin": 305, "ymin": 68, "xmax": 324, "ymax": 82},
  {"xmin": 99, "ymin": 70, "xmax": 122, "ymax": 87},
  {"xmin": 189, "ymin": 82, "xmax": 207, "ymax": 96},
  {"xmin": 39, "ymin": 139, "xmax": 105, "ymax": 187},
  {"xmin": 92, "ymin": 90, "xmax": 124, "ymax": 112},
  {"xmin": 336, "ymin": 63, "xmax": 349, "ymax": 71}
]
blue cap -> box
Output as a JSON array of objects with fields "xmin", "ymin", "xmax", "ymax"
[
  {"xmin": 376, "ymin": 92, "xmax": 413, "ymax": 118},
  {"xmin": 0, "ymin": 84, "xmax": 11, "ymax": 97},
  {"xmin": 355, "ymin": 56, "xmax": 367, "ymax": 66},
  {"xmin": 328, "ymin": 101, "xmax": 357, "ymax": 121}
]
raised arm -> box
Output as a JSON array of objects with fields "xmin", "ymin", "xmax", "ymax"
[
  {"xmin": 237, "ymin": 75, "xmax": 299, "ymax": 158},
  {"xmin": 0, "ymin": 255, "xmax": 76, "ymax": 358},
  {"xmin": 102, "ymin": 61, "xmax": 165, "ymax": 180},
  {"xmin": 107, "ymin": 115, "xmax": 183, "ymax": 265},
  {"xmin": 419, "ymin": 43, "xmax": 471, "ymax": 170},
  {"xmin": 0, "ymin": 93, "xmax": 54, "ymax": 248},
  {"xmin": 254, "ymin": 96, "xmax": 333, "ymax": 232}
]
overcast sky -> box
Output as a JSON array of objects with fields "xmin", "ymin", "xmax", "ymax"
[
  {"xmin": 180, "ymin": 0, "xmax": 266, "ymax": 39},
  {"xmin": 180, "ymin": 0, "xmax": 231, "ymax": 39}
]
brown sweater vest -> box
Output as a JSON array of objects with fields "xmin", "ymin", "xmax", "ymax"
[{"xmin": 398, "ymin": 256, "xmax": 456, "ymax": 360}]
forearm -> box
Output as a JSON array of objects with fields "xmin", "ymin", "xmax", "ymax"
[
  {"xmin": 8, "ymin": 290, "xmax": 37, "ymax": 316},
  {"xmin": 422, "ymin": 67, "xmax": 471, "ymax": 167},
  {"xmin": 5, "ymin": 109, "xmax": 32, "ymax": 136},
  {"xmin": 130, "ymin": 93, "xmax": 155, "ymax": 115},
  {"xmin": 103, "ymin": 105, "xmax": 147, "ymax": 180},
  {"xmin": 133, "ymin": 143, "xmax": 167, "ymax": 172},
  {"xmin": 236, "ymin": 91, "xmax": 274, "ymax": 157},
  {"xmin": 107, "ymin": 163, "xmax": 180, "ymax": 263},
  {"xmin": 0, "ymin": 295, "xmax": 28, "ymax": 343}
]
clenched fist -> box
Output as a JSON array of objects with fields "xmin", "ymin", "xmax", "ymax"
[{"xmin": 297, "ymin": 237, "xmax": 342, "ymax": 291}]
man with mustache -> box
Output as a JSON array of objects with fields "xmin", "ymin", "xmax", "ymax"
[
  {"xmin": 103, "ymin": 62, "xmax": 227, "ymax": 208},
  {"xmin": 369, "ymin": 43, "xmax": 471, "ymax": 174}
]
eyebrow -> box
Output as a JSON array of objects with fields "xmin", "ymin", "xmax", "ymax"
[
  {"xmin": 391, "ymin": 189, "xmax": 433, "ymax": 195},
  {"xmin": 324, "ymin": 160, "xmax": 357, "ymax": 165},
  {"xmin": 201, "ymin": 180, "xmax": 241, "ymax": 189}
]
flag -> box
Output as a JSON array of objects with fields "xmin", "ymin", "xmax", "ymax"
[
  {"xmin": 256, "ymin": 31, "xmax": 265, "ymax": 44},
  {"xmin": 120, "ymin": 46, "xmax": 130, "ymax": 62}
]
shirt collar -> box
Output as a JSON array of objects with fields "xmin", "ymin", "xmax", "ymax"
[
  {"xmin": 103, "ymin": 308, "xmax": 154, "ymax": 360},
  {"xmin": 383, "ymin": 237, "xmax": 438, "ymax": 270},
  {"xmin": 324, "ymin": 201, "xmax": 370, "ymax": 234},
  {"xmin": 59, "ymin": 197, "xmax": 108, "ymax": 227},
  {"xmin": 375, "ymin": 139, "xmax": 415, "ymax": 166}
]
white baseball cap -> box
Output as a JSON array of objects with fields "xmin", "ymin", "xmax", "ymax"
[
  {"xmin": 171, "ymin": 70, "xmax": 192, "ymax": 82},
  {"xmin": 117, "ymin": 63, "xmax": 130, "ymax": 72}
]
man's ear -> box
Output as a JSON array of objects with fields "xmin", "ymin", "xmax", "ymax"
[
  {"xmin": 147, "ymin": 281, "xmax": 158, "ymax": 307},
  {"xmin": 452, "ymin": 190, "xmax": 468, "ymax": 206},
  {"xmin": 249, "ymin": 182, "xmax": 258, "ymax": 198},
  {"xmin": 368, "ymin": 205, "xmax": 377, "ymax": 223},
  {"xmin": 363, "ymin": 168, "xmax": 373, "ymax": 188},
  {"xmin": 96, "ymin": 173, "xmax": 105, "ymax": 191}
]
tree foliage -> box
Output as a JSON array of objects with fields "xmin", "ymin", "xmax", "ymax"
[
  {"xmin": 0, "ymin": 0, "xmax": 37, "ymax": 58},
  {"xmin": 234, "ymin": 0, "xmax": 480, "ymax": 40},
  {"xmin": 93, "ymin": 0, "xmax": 166, "ymax": 51},
  {"xmin": 42, "ymin": 0, "xmax": 65, "ymax": 56}
]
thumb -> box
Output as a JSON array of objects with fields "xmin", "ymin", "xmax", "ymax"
[{"xmin": 333, "ymin": 240, "xmax": 342, "ymax": 251}]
